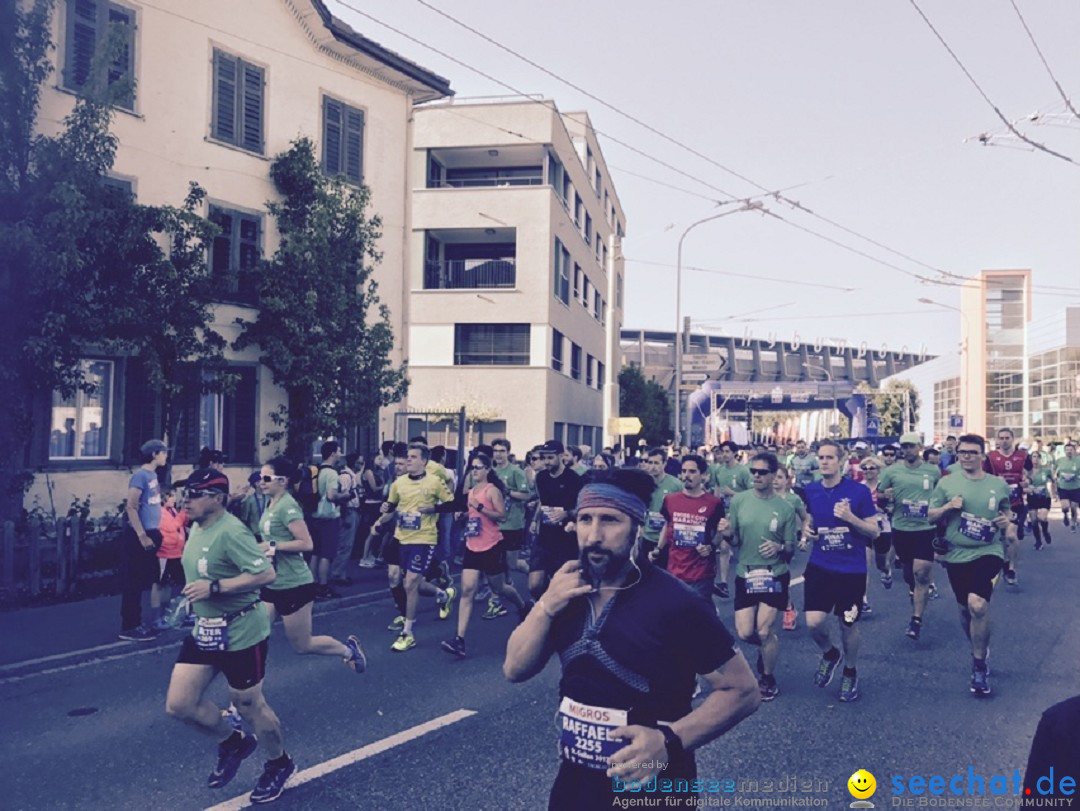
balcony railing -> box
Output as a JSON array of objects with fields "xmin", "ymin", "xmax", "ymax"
[
  {"xmin": 424, "ymin": 259, "xmax": 516, "ymax": 290},
  {"xmin": 428, "ymin": 174, "xmax": 544, "ymax": 189}
]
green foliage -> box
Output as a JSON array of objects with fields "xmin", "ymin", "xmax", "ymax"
[
  {"xmin": 618, "ymin": 364, "xmax": 672, "ymax": 445},
  {"xmin": 234, "ymin": 137, "xmax": 406, "ymax": 460},
  {"xmin": 858, "ymin": 380, "xmax": 920, "ymax": 436}
]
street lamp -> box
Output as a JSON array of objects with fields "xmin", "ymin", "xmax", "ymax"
[{"xmin": 674, "ymin": 202, "xmax": 763, "ymax": 445}]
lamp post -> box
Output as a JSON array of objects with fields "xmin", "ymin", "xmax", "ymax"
[{"xmin": 674, "ymin": 202, "xmax": 762, "ymax": 445}]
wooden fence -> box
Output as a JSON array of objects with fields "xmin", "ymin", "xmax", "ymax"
[{"xmin": 0, "ymin": 517, "xmax": 122, "ymax": 603}]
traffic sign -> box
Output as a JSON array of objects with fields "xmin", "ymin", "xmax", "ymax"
[
  {"xmin": 866, "ymin": 416, "xmax": 881, "ymax": 437},
  {"xmin": 683, "ymin": 354, "xmax": 718, "ymax": 372},
  {"xmin": 678, "ymin": 385, "xmax": 701, "ymax": 392},
  {"xmin": 949, "ymin": 414, "xmax": 964, "ymax": 429},
  {"xmin": 609, "ymin": 417, "xmax": 643, "ymax": 435},
  {"xmin": 684, "ymin": 372, "xmax": 708, "ymax": 382}
]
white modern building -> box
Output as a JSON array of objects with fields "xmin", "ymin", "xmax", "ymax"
[
  {"xmin": 29, "ymin": 0, "xmax": 450, "ymax": 509},
  {"xmin": 403, "ymin": 100, "xmax": 626, "ymax": 453}
]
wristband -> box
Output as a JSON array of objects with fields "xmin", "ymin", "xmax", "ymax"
[
  {"xmin": 209, "ymin": 580, "xmax": 221, "ymax": 596},
  {"xmin": 657, "ymin": 724, "xmax": 686, "ymax": 759}
]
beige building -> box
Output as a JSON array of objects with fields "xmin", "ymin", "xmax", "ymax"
[
  {"xmin": 29, "ymin": 0, "xmax": 449, "ymax": 510},
  {"xmin": 404, "ymin": 100, "xmax": 626, "ymax": 453}
]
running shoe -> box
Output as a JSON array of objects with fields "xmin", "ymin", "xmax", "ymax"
[
  {"xmin": 970, "ymin": 667, "xmax": 991, "ymax": 697},
  {"xmin": 249, "ymin": 754, "xmax": 296, "ymax": 804},
  {"xmin": 782, "ymin": 605, "xmax": 797, "ymax": 631},
  {"xmin": 905, "ymin": 618, "xmax": 922, "ymax": 640},
  {"xmin": 714, "ymin": 582, "xmax": 731, "ymax": 600},
  {"xmin": 759, "ymin": 680, "xmax": 779, "ymax": 702},
  {"xmin": 482, "ymin": 598, "xmax": 508, "ymax": 620},
  {"xmin": 344, "ymin": 635, "xmax": 367, "ymax": 674},
  {"xmin": 208, "ymin": 732, "xmax": 258, "ymax": 789},
  {"xmin": 879, "ymin": 571, "xmax": 893, "ymax": 590},
  {"xmin": 222, "ymin": 704, "xmax": 244, "ymax": 734},
  {"xmin": 928, "ymin": 583, "xmax": 940, "ymax": 600},
  {"xmin": 390, "ymin": 632, "xmax": 416, "ymax": 652},
  {"xmin": 1004, "ymin": 569, "xmax": 1018, "ymax": 587},
  {"xmin": 386, "ymin": 615, "xmax": 405, "ymax": 632},
  {"xmin": 440, "ymin": 635, "xmax": 466, "ymax": 658},
  {"xmin": 358, "ymin": 557, "xmax": 376, "ymax": 569},
  {"xmin": 439, "ymin": 586, "xmax": 458, "ymax": 620},
  {"xmin": 812, "ymin": 651, "xmax": 843, "ymax": 688},
  {"xmin": 838, "ymin": 673, "xmax": 860, "ymax": 702},
  {"xmin": 861, "ymin": 600, "xmax": 873, "ymax": 616},
  {"xmin": 434, "ymin": 561, "xmax": 452, "ymax": 590},
  {"xmin": 473, "ymin": 585, "xmax": 493, "ymax": 603},
  {"xmin": 118, "ymin": 625, "xmax": 159, "ymax": 642}
]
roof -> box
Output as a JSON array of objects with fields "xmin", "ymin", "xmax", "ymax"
[{"xmin": 306, "ymin": 0, "xmax": 453, "ymax": 102}]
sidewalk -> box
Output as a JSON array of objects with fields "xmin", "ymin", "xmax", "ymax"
[{"xmin": 0, "ymin": 559, "xmax": 394, "ymax": 676}]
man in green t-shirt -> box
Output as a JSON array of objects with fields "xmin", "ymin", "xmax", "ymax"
[
  {"xmin": 1054, "ymin": 442, "xmax": 1080, "ymax": 531},
  {"xmin": 310, "ymin": 441, "xmax": 352, "ymax": 599},
  {"xmin": 878, "ymin": 432, "xmax": 942, "ymax": 641},
  {"xmin": 928, "ymin": 435, "xmax": 1015, "ymax": 698},
  {"xmin": 708, "ymin": 441, "xmax": 752, "ymax": 599},
  {"xmin": 723, "ymin": 452, "xmax": 798, "ymax": 701},
  {"xmin": 640, "ymin": 446, "xmax": 685, "ymax": 559},
  {"xmin": 493, "ymin": 439, "xmax": 533, "ymax": 575},
  {"xmin": 166, "ymin": 468, "xmax": 295, "ymax": 804}
]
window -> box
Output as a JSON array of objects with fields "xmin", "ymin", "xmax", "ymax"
[
  {"xmin": 171, "ymin": 366, "xmax": 259, "ymax": 464},
  {"xmin": 552, "ymin": 328, "xmax": 564, "ymax": 372},
  {"xmin": 573, "ymin": 264, "xmax": 582, "ymax": 301},
  {"xmin": 209, "ymin": 205, "xmax": 261, "ymax": 304},
  {"xmin": 553, "ymin": 238, "xmax": 570, "ymax": 305},
  {"xmin": 568, "ymin": 424, "xmax": 581, "ymax": 447},
  {"xmin": 595, "ymin": 233, "xmax": 602, "ymax": 261},
  {"xmin": 574, "ymin": 194, "xmax": 582, "ymax": 228},
  {"xmin": 601, "ymin": 299, "xmax": 607, "ymax": 326},
  {"xmin": 454, "ymin": 324, "xmax": 530, "ymax": 366},
  {"xmin": 211, "ymin": 49, "xmax": 264, "ymax": 154},
  {"xmin": 547, "ymin": 151, "xmax": 562, "ymax": 190},
  {"xmin": 597, "ymin": 361, "xmax": 605, "ymax": 389},
  {"xmin": 63, "ymin": 0, "xmax": 135, "ymax": 109},
  {"xmin": 616, "ymin": 274, "xmax": 623, "ymax": 309},
  {"xmin": 582, "ymin": 277, "xmax": 591, "ymax": 309},
  {"xmin": 584, "ymin": 213, "xmax": 592, "ymax": 245},
  {"xmin": 595, "ymin": 168, "xmax": 602, "ymax": 196},
  {"xmin": 571, "ymin": 343, "xmax": 582, "ymax": 381},
  {"xmin": 594, "ymin": 289, "xmax": 602, "ymax": 320},
  {"xmin": 602, "ymin": 244, "xmax": 608, "ymax": 268},
  {"xmin": 322, "ymin": 96, "xmax": 365, "ymax": 184},
  {"xmin": 553, "ymin": 422, "xmax": 565, "ymax": 444},
  {"xmin": 563, "ymin": 174, "xmax": 572, "ymax": 206},
  {"xmin": 50, "ymin": 360, "xmax": 113, "ymax": 459},
  {"xmin": 586, "ymin": 354, "xmax": 594, "ymax": 387}
]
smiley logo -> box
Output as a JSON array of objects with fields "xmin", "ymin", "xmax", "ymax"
[{"xmin": 848, "ymin": 769, "xmax": 876, "ymax": 799}]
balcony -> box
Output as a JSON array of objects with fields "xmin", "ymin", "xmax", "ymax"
[
  {"xmin": 426, "ymin": 145, "xmax": 547, "ymax": 190},
  {"xmin": 424, "ymin": 258, "xmax": 516, "ymax": 290}
]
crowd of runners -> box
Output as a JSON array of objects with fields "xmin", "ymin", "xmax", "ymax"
[{"xmin": 116, "ymin": 428, "xmax": 1079, "ymax": 805}]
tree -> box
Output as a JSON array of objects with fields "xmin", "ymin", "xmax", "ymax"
[
  {"xmin": 234, "ymin": 138, "xmax": 406, "ymax": 462},
  {"xmin": 0, "ymin": 1, "xmax": 225, "ymax": 516},
  {"xmin": 858, "ymin": 380, "xmax": 920, "ymax": 437},
  {"xmin": 618, "ymin": 364, "xmax": 672, "ymax": 446}
]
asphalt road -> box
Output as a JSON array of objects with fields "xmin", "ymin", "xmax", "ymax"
[{"xmin": 2, "ymin": 522, "xmax": 1078, "ymax": 811}]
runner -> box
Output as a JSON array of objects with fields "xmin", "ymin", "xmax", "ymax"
[
  {"xmin": 788, "ymin": 439, "xmax": 819, "ymax": 496},
  {"xmin": 927, "ymin": 434, "xmax": 1014, "ymax": 697},
  {"xmin": 725, "ymin": 453, "xmax": 798, "ymax": 701},
  {"xmin": 164, "ymin": 468, "xmax": 295, "ymax": 804},
  {"xmin": 881, "ymin": 444, "xmax": 899, "ymax": 468},
  {"xmin": 859, "ymin": 455, "xmax": 892, "ymax": 612},
  {"xmin": 1027, "ymin": 453, "xmax": 1054, "ymax": 549},
  {"xmin": 708, "ymin": 441, "xmax": 751, "ymax": 600},
  {"xmin": 381, "ymin": 443, "xmax": 458, "ymax": 651},
  {"xmin": 529, "ymin": 440, "xmax": 583, "ymax": 601},
  {"xmin": 256, "ymin": 457, "xmax": 366, "ymax": 673},
  {"xmin": 983, "ymin": 428, "xmax": 1031, "ymax": 586},
  {"xmin": 772, "ymin": 466, "xmax": 806, "ymax": 631},
  {"xmin": 504, "ymin": 469, "xmax": 759, "ymax": 810},
  {"xmin": 649, "ymin": 454, "xmax": 726, "ymax": 606},
  {"xmin": 1053, "ymin": 442, "xmax": 1080, "ymax": 531},
  {"xmin": 441, "ymin": 453, "xmax": 529, "ymax": 657},
  {"xmin": 878, "ymin": 433, "xmax": 941, "ymax": 641},
  {"xmin": 491, "ymin": 439, "xmax": 533, "ymax": 576},
  {"xmin": 801, "ymin": 440, "xmax": 880, "ymax": 703},
  {"xmin": 639, "ymin": 446, "xmax": 684, "ymax": 561}
]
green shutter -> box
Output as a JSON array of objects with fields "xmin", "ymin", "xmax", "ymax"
[
  {"xmin": 224, "ymin": 367, "xmax": 258, "ymax": 464},
  {"xmin": 344, "ymin": 106, "xmax": 365, "ymax": 183},
  {"xmin": 240, "ymin": 61, "xmax": 264, "ymax": 153},
  {"xmin": 65, "ymin": 0, "xmax": 100, "ymax": 91},
  {"xmin": 123, "ymin": 358, "xmax": 161, "ymax": 464},
  {"xmin": 213, "ymin": 50, "xmax": 237, "ymax": 143},
  {"xmin": 323, "ymin": 97, "xmax": 342, "ymax": 176}
]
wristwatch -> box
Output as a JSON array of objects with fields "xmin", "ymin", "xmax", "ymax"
[
  {"xmin": 657, "ymin": 724, "xmax": 685, "ymax": 760},
  {"xmin": 209, "ymin": 580, "xmax": 221, "ymax": 596}
]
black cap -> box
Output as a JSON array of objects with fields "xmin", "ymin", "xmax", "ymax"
[
  {"xmin": 184, "ymin": 467, "xmax": 231, "ymax": 494},
  {"xmin": 541, "ymin": 440, "xmax": 565, "ymax": 455}
]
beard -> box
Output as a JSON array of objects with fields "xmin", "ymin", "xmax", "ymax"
[{"xmin": 579, "ymin": 543, "xmax": 633, "ymax": 588}]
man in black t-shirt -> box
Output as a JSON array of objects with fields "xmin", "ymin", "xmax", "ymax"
[
  {"xmin": 529, "ymin": 439, "xmax": 583, "ymax": 600},
  {"xmin": 505, "ymin": 469, "xmax": 760, "ymax": 811}
]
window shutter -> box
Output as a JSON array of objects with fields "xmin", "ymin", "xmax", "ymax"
[
  {"xmin": 107, "ymin": 4, "xmax": 135, "ymax": 108},
  {"xmin": 323, "ymin": 97, "xmax": 342, "ymax": 177},
  {"xmin": 223, "ymin": 367, "xmax": 258, "ymax": 464},
  {"xmin": 65, "ymin": 0, "xmax": 100, "ymax": 91},
  {"xmin": 240, "ymin": 61, "xmax": 264, "ymax": 153},
  {"xmin": 213, "ymin": 50, "xmax": 237, "ymax": 144},
  {"xmin": 344, "ymin": 106, "xmax": 365, "ymax": 183},
  {"xmin": 123, "ymin": 359, "xmax": 161, "ymax": 464},
  {"xmin": 172, "ymin": 382, "xmax": 201, "ymax": 465},
  {"xmin": 209, "ymin": 206, "xmax": 234, "ymax": 278}
]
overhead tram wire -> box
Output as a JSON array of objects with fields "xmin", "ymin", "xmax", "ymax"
[
  {"xmin": 1007, "ymin": 0, "xmax": 1080, "ymax": 120},
  {"xmin": 402, "ymin": 0, "xmax": 992, "ymax": 287},
  {"xmin": 907, "ymin": 0, "xmax": 1078, "ymax": 166}
]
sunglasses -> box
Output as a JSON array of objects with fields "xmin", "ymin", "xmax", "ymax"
[
  {"xmin": 860, "ymin": 466, "xmax": 879, "ymax": 471},
  {"xmin": 185, "ymin": 490, "xmax": 219, "ymax": 499},
  {"xmin": 260, "ymin": 475, "xmax": 287, "ymax": 483},
  {"xmin": 470, "ymin": 465, "xmax": 487, "ymax": 472},
  {"xmin": 749, "ymin": 468, "xmax": 773, "ymax": 476}
]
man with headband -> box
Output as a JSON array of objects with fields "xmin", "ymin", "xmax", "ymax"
[{"xmin": 504, "ymin": 469, "xmax": 760, "ymax": 810}]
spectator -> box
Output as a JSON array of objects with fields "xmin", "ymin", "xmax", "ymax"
[{"xmin": 119, "ymin": 439, "xmax": 168, "ymax": 641}]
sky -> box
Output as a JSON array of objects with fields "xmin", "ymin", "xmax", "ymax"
[{"xmin": 329, "ymin": 0, "xmax": 1079, "ymax": 357}]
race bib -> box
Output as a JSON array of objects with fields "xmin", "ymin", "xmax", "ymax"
[
  {"xmin": 646, "ymin": 511, "xmax": 666, "ymax": 533},
  {"xmin": 818, "ymin": 527, "xmax": 851, "ymax": 552},
  {"xmin": 1061, "ymin": 471, "xmax": 1076, "ymax": 482},
  {"xmin": 197, "ymin": 557, "xmax": 209, "ymax": 578},
  {"xmin": 958, "ymin": 512, "xmax": 996, "ymax": 544},
  {"xmin": 465, "ymin": 517, "xmax": 481, "ymax": 537},
  {"xmin": 901, "ymin": 500, "xmax": 929, "ymax": 520},
  {"xmin": 194, "ymin": 616, "xmax": 228, "ymax": 652},
  {"xmin": 558, "ymin": 697, "xmax": 627, "ymax": 771},
  {"xmin": 398, "ymin": 511, "xmax": 422, "ymax": 530},
  {"xmin": 745, "ymin": 567, "xmax": 782, "ymax": 594},
  {"xmin": 672, "ymin": 523, "xmax": 705, "ymax": 548}
]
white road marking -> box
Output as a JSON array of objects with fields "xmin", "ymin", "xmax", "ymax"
[
  {"xmin": 2, "ymin": 640, "xmax": 128, "ymax": 668},
  {"xmin": 202, "ymin": 709, "xmax": 478, "ymax": 811}
]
